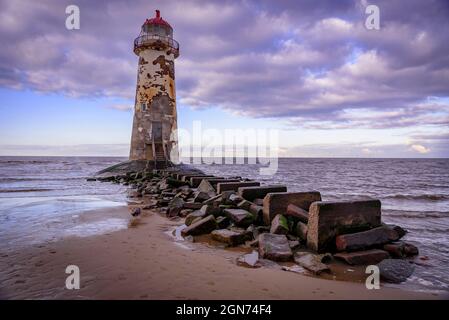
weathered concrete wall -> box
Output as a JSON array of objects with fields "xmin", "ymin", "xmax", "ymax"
[{"xmin": 130, "ymin": 48, "xmax": 178, "ymax": 161}]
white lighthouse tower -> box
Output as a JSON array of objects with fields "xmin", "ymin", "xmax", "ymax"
[{"xmin": 129, "ymin": 10, "xmax": 179, "ymax": 168}]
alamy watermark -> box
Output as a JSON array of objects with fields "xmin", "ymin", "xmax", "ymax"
[
  {"xmin": 365, "ymin": 265, "xmax": 380, "ymax": 290},
  {"xmin": 65, "ymin": 265, "xmax": 80, "ymax": 290},
  {"xmin": 65, "ymin": 5, "xmax": 80, "ymax": 30},
  {"xmin": 169, "ymin": 121, "xmax": 279, "ymax": 176}
]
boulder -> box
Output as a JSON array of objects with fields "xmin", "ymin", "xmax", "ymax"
[
  {"xmin": 286, "ymin": 204, "xmax": 309, "ymax": 223},
  {"xmin": 190, "ymin": 176, "xmax": 223, "ymax": 187},
  {"xmin": 270, "ymin": 214, "xmax": 289, "ymax": 235},
  {"xmin": 216, "ymin": 181, "xmax": 260, "ymax": 194},
  {"xmin": 383, "ymin": 241, "xmax": 419, "ymax": 258},
  {"xmin": 181, "ymin": 215, "xmax": 217, "ymax": 236},
  {"xmin": 237, "ymin": 199, "xmax": 253, "ymax": 211},
  {"xmin": 384, "ymin": 224, "xmax": 407, "ymax": 241},
  {"xmin": 237, "ymin": 251, "xmax": 260, "ymax": 268},
  {"xmin": 239, "ymin": 185, "xmax": 287, "ymax": 202},
  {"xmin": 183, "ymin": 202, "xmax": 203, "ymax": 210},
  {"xmin": 296, "ymin": 221, "xmax": 308, "ymax": 241},
  {"xmin": 377, "ymin": 259, "xmax": 415, "ymax": 283},
  {"xmin": 294, "ymin": 252, "xmax": 330, "ymax": 274},
  {"xmin": 335, "ymin": 225, "xmax": 403, "ymax": 252},
  {"xmin": 197, "ymin": 179, "xmax": 217, "ymax": 197},
  {"xmin": 263, "ymin": 191, "xmax": 321, "ymax": 225},
  {"xmin": 211, "ymin": 229, "xmax": 247, "ymax": 246},
  {"xmin": 334, "ymin": 249, "xmax": 389, "ymax": 265},
  {"xmin": 167, "ymin": 197, "xmax": 184, "ymax": 217},
  {"xmin": 307, "ymin": 200, "xmax": 382, "ymax": 252},
  {"xmin": 193, "ymin": 191, "xmax": 211, "ymax": 203},
  {"xmin": 185, "ymin": 210, "xmax": 207, "ymax": 226},
  {"xmin": 224, "ymin": 209, "xmax": 255, "ymax": 228},
  {"xmin": 258, "ymin": 233, "xmax": 292, "ymax": 262},
  {"xmin": 229, "ymin": 193, "xmax": 244, "ymax": 204},
  {"xmin": 200, "ymin": 204, "xmax": 222, "ymax": 217},
  {"xmin": 216, "ymin": 216, "xmax": 230, "ymax": 229}
]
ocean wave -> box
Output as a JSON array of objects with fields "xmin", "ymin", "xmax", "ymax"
[
  {"xmin": 0, "ymin": 188, "xmax": 54, "ymax": 193},
  {"xmin": 383, "ymin": 209, "xmax": 449, "ymax": 218},
  {"xmin": 383, "ymin": 194, "xmax": 449, "ymax": 201}
]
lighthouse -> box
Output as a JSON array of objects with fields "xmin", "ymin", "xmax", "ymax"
[{"xmin": 129, "ymin": 10, "xmax": 179, "ymax": 167}]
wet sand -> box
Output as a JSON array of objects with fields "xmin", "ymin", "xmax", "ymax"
[{"xmin": 0, "ymin": 205, "xmax": 442, "ymax": 300}]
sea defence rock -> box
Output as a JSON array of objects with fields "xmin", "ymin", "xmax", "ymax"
[
  {"xmin": 377, "ymin": 259, "xmax": 415, "ymax": 283},
  {"xmin": 258, "ymin": 233, "xmax": 292, "ymax": 262},
  {"xmin": 296, "ymin": 221, "xmax": 308, "ymax": 241},
  {"xmin": 294, "ymin": 252, "xmax": 330, "ymax": 274},
  {"xmin": 211, "ymin": 229, "xmax": 247, "ymax": 246},
  {"xmin": 216, "ymin": 181, "xmax": 260, "ymax": 194},
  {"xmin": 223, "ymin": 209, "xmax": 255, "ymax": 227},
  {"xmin": 286, "ymin": 204, "xmax": 309, "ymax": 223},
  {"xmin": 181, "ymin": 215, "xmax": 217, "ymax": 236},
  {"xmin": 190, "ymin": 176, "xmax": 224, "ymax": 188},
  {"xmin": 263, "ymin": 191, "xmax": 321, "ymax": 225},
  {"xmin": 203, "ymin": 178, "xmax": 241, "ymax": 188},
  {"xmin": 270, "ymin": 214, "xmax": 289, "ymax": 235},
  {"xmin": 239, "ymin": 185, "xmax": 287, "ymax": 202},
  {"xmin": 307, "ymin": 200, "xmax": 382, "ymax": 252},
  {"xmin": 334, "ymin": 249, "xmax": 389, "ymax": 265},
  {"xmin": 335, "ymin": 225, "xmax": 405, "ymax": 252},
  {"xmin": 184, "ymin": 210, "xmax": 206, "ymax": 226},
  {"xmin": 383, "ymin": 241, "xmax": 419, "ymax": 258},
  {"xmin": 167, "ymin": 197, "xmax": 184, "ymax": 217}
]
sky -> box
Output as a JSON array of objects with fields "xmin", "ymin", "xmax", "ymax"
[{"xmin": 0, "ymin": 0, "xmax": 448, "ymax": 157}]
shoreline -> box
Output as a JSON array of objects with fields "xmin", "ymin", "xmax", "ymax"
[{"xmin": 0, "ymin": 204, "xmax": 442, "ymax": 300}]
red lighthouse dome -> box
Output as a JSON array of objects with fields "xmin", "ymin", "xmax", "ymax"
[{"xmin": 143, "ymin": 10, "xmax": 172, "ymax": 30}]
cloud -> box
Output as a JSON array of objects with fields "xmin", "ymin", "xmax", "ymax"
[
  {"xmin": 0, "ymin": 0, "xmax": 448, "ymax": 132},
  {"xmin": 410, "ymin": 144, "xmax": 430, "ymax": 154}
]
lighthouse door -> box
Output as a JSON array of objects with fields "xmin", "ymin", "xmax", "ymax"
[{"xmin": 152, "ymin": 121, "xmax": 163, "ymax": 142}]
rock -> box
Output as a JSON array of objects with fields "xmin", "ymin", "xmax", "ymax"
[
  {"xmin": 384, "ymin": 224, "xmax": 407, "ymax": 241},
  {"xmin": 216, "ymin": 181, "xmax": 260, "ymax": 194},
  {"xmin": 248, "ymin": 204, "xmax": 264, "ymax": 224},
  {"xmin": 166, "ymin": 178, "xmax": 189, "ymax": 188},
  {"xmin": 258, "ymin": 233, "xmax": 292, "ymax": 262},
  {"xmin": 296, "ymin": 221, "xmax": 308, "ymax": 241},
  {"xmin": 224, "ymin": 209, "xmax": 255, "ymax": 228},
  {"xmin": 294, "ymin": 252, "xmax": 330, "ymax": 274},
  {"xmin": 202, "ymin": 194, "xmax": 223, "ymax": 205},
  {"xmin": 237, "ymin": 199, "xmax": 253, "ymax": 211},
  {"xmin": 211, "ymin": 229, "xmax": 247, "ymax": 246},
  {"xmin": 131, "ymin": 207, "xmax": 141, "ymax": 217},
  {"xmin": 205, "ymin": 179, "xmax": 240, "ymax": 188},
  {"xmin": 377, "ymin": 259, "xmax": 415, "ymax": 283},
  {"xmin": 288, "ymin": 240, "xmax": 301, "ymax": 249},
  {"xmin": 253, "ymin": 198, "xmax": 264, "ymax": 206},
  {"xmin": 190, "ymin": 176, "xmax": 223, "ymax": 188},
  {"xmin": 200, "ymin": 204, "xmax": 222, "ymax": 216},
  {"xmin": 383, "ymin": 241, "xmax": 419, "ymax": 258},
  {"xmin": 167, "ymin": 197, "xmax": 184, "ymax": 217},
  {"xmin": 229, "ymin": 193, "xmax": 244, "ymax": 204},
  {"xmin": 197, "ymin": 179, "xmax": 217, "ymax": 197},
  {"xmin": 193, "ymin": 191, "xmax": 211, "ymax": 203},
  {"xmin": 263, "ymin": 191, "xmax": 321, "ymax": 225},
  {"xmin": 179, "ymin": 209, "xmax": 193, "ymax": 217},
  {"xmin": 237, "ymin": 251, "xmax": 260, "ymax": 268},
  {"xmin": 270, "ymin": 214, "xmax": 289, "ymax": 235},
  {"xmin": 334, "ymin": 249, "xmax": 389, "ymax": 265},
  {"xmin": 335, "ymin": 225, "xmax": 402, "ymax": 252},
  {"xmin": 181, "ymin": 215, "xmax": 217, "ymax": 237},
  {"xmin": 238, "ymin": 185, "xmax": 287, "ymax": 202},
  {"xmin": 185, "ymin": 210, "xmax": 206, "ymax": 226},
  {"xmin": 216, "ymin": 216, "xmax": 230, "ymax": 229},
  {"xmin": 286, "ymin": 204, "xmax": 309, "ymax": 223},
  {"xmin": 183, "ymin": 202, "xmax": 203, "ymax": 210},
  {"xmin": 307, "ymin": 200, "xmax": 382, "ymax": 252}
]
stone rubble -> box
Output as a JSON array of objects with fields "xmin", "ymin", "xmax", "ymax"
[{"xmin": 90, "ymin": 166, "xmax": 420, "ymax": 284}]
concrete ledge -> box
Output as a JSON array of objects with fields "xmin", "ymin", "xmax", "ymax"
[
  {"xmin": 263, "ymin": 191, "xmax": 321, "ymax": 225},
  {"xmin": 238, "ymin": 185, "xmax": 287, "ymax": 202},
  {"xmin": 216, "ymin": 181, "xmax": 260, "ymax": 194},
  {"xmin": 307, "ymin": 200, "xmax": 382, "ymax": 253}
]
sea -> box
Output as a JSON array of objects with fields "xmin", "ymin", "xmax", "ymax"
[{"xmin": 0, "ymin": 156, "xmax": 448, "ymax": 293}]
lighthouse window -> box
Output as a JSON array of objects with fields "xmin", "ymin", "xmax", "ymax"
[{"xmin": 141, "ymin": 103, "xmax": 147, "ymax": 111}]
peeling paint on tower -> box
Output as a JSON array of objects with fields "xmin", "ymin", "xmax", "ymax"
[{"xmin": 129, "ymin": 10, "xmax": 179, "ymax": 165}]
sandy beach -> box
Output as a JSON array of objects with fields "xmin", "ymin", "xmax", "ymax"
[{"xmin": 0, "ymin": 203, "xmax": 442, "ymax": 300}]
